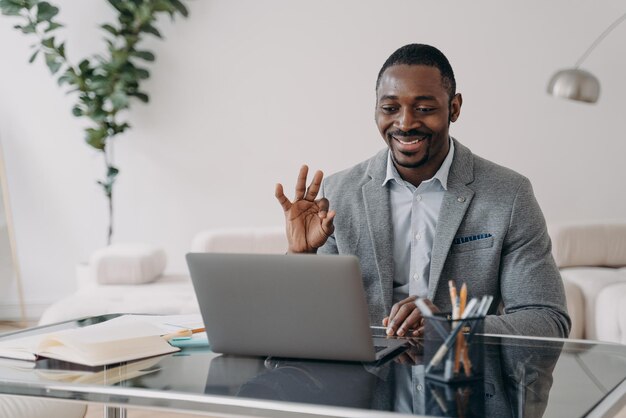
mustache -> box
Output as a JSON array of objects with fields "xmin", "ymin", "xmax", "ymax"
[{"xmin": 389, "ymin": 129, "xmax": 431, "ymax": 137}]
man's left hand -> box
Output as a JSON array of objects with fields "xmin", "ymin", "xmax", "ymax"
[{"xmin": 382, "ymin": 296, "xmax": 439, "ymax": 337}]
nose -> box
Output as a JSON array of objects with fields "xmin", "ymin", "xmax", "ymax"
[{"xmin": 395, "ymin": 108, "xmax": 421, "ymax": 131}]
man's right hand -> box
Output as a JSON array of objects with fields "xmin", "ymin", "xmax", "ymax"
[{"xmin": 275, "ymin": 165, "xmax": 336, "ymax": 253}]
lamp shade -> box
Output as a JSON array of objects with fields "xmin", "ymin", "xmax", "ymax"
[{"xmin": 547, "ymin": 68, "xmax": 600, "ymax": 103}]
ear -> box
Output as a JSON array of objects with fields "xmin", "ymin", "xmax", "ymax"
[{"xmin": 449, "ymin": 93, "xmax": 462, "ymax": 123}]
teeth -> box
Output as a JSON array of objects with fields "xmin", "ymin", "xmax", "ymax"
[{"xmin": 394, "ymin": 136, "xmax": 427, "ymax": 145}]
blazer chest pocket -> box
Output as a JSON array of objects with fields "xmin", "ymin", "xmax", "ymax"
[{"xmin": 451, "ymin": 235, "xmax": 494, "ymax": 254}]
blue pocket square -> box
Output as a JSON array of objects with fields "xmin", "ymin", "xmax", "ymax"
[{"xmin": 453, "ymin": 233, "xmax": 492, "ymax": 245}]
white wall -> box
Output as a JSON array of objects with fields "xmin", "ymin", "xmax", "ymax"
[{"xmin": 1, "ymin": 0, "xmax": 625, "ymax": 319}]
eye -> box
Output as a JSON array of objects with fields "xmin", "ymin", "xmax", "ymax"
[
  {"xmin": 380, "ymin": 105, "xmax": 398, "ymax": 114},
  {"xmin": 416, "ymin": 107, "xmax": 435, "ymax": 113}
]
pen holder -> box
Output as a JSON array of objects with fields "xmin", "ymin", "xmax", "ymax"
[{"xmin": 423, "ymin": 313, "xmax": 484, "ymax": 383}]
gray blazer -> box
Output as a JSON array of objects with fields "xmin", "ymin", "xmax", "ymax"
[{"xmin": 319, "ymin": 138, "xmax": 570, "ymax": 338}]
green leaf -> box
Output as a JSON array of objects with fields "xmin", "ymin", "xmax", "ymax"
[
  {"xmin": 130, "ymin": 91, "xmax": 149, "ymax": 103},
  {"xmin": 0, "ymin": 4, "xmax": 23, "ymax": 16},
  {"xmin": 110, "ymin": 90, "xmax": 129, "ymax": 110},
  {"xmin": 107, "ymin": 165, "xmax": 119, "ymax": 178},
  {"xmin": 90, "ymin": 108, "xmax": 107, "ymax": 122},
  {"xmin": 42, "ymin": 36, "xmax": 55, "ymax": 48},
  {"xmin": 57, "ymin": 42, "xmax": 65, "ymax": 58},
  {"xmin": 85, "ymin": 127, "xmax": 107, "ymax": 150},
  {"xmin": 107, "ymin": 0, "xmax": 126, "ymax": 13},
  {"xmin": 19, "ymin": 22, "xmax": 37, "ymax": 33},
  {"xmin": 112, "ymin": 122, "xmax": 130, "ymax": 134},
  {"xmin": 101, "ymin": 23, "xmax": 118, "ymax": 36},
  {"xmin": 28, "ymin": 49, "xmax": 39, "ymax": 63},
  {"xmin": 132, "ymin": 50, "xmax": 155, "ymax": 61},
  {"xmin": 142, "ymin": 24, "xmax": 162, "ymax": 38},
  {"xmin": 170, "ymin": 0, "xmax": 188, "ymax": 17},
  {"xmin": 71, "ymin": 106, "xmax": 83, "ymax": 116},
  {"xmin": 153, "ymin": 0, "xmax": 173, "ymax": 13},
  {"xmin": 44, "ymin": 52, "xmax": 62, "ymax": 74},
  {"xmin": 78, "ymin": 59, "xmax": 90, "ymax": 74},
  {"xmin": 135, "ymin": 68, "xmax": 149, "ymax": 79},
  {"xmin": 44, "ymin": 21, "xmax": 62, "ymax": 32},
  {"xmin": 37, "ymin": 1, "xmax": 59, "ymax": 21},
  {"xmin": 57, "ymin": 70, "xmax": 74, "ymax": 86}
]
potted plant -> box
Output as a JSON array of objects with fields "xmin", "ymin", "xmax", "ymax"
[{"xmin": 0, "ymin": 0, "xmax": 189, "ymax": 244}]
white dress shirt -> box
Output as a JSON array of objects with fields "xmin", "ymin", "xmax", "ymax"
[{"xmin": 382, "ymin": 139, "xmax": 455, "ymax": 303}]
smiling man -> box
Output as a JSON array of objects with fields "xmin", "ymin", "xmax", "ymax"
[{"xmin": 275, "ymin": 44, "xmax": 570, "ymax": 339}]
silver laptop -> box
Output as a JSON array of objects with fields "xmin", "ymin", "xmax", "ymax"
[{"xmin": 186, "ymin": 253, "xmax": 408, "ymax": 362}]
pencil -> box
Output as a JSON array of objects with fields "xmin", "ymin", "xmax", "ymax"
[
  {"xmin": 454, "ymin": 283, "xmax": 468, "ymax": 374},
  {"xmin": 425, "ymin": 298, "xmax": 479, "ymax": 373},
  {"xmin": 448, "ymin": 280, "xmax": 458, "ymax": 310},
  {"xmin": 163, "ymin": 327, "xmax": 206, "ymax": 340}
]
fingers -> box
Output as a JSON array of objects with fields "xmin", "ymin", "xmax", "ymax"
[
  {"xmin": 294, "ymin": 165, "xmax": 309, "ymax": 201},
  {"xmin": 304, "ymin": 170, "xmax": 324, "ymax": 201},
  {"xmin": 396, "ymin": 309, "xmax": 422, "ymax": 337},
  {"xmin": 387, "ymin": 296, "xmax": 416, "ymax": 326},
  {"xmin": 317, "ymin": 197, "xmax": 330, "ymax": 213},
  {"xmin": 274, "ymin": 183, "xmax": 292, "ymax": 212},
  {"xmin": 411, "ymin": 325, "xmax": 425, "ymax": 338},
  {"xmin": 321, "ymin": 210, "xmax": 335, "ymax": 236},
  {"xmin": 386, "ymin": 296, "xmax": 421, "ymax": 336}
]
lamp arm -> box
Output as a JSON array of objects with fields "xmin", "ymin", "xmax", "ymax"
[{"xmin": 575, "ymin": 11, "xmax": 626, "ymax": 68}]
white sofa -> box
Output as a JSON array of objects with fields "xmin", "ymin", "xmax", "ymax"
[
  {"xmin": 40, "ymin": 223, "xmax": 626, "ymax": 344},
  {"xmin": 549, "ymin": 222, "xmax": 626, "ymax": 342},
  {"xmin": 39, "ymin": 227, "xmax": 288, "ymax": 326}
]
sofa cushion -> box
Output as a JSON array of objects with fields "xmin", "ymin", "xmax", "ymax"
[
  {"xmin": 549, "ymin": 222, "xmax": 626, "ymax": 268},
  {"xmin": 596, "ymin": 276, "xmax": 626, "ymax": 344},
  {"xmin": 191, "ymin": 227, "xmax": 287, "ymax": 254},
  {"xmin": 562, "ymin": 279, "xmax": 584, "ymax": 339},
  {"xmin": 560, "ymin": 267, "xmax": 626, "ymax": 340},
  {"xmin": 90, "ymin": 243, "xmax": 167, "ymax": 285}
]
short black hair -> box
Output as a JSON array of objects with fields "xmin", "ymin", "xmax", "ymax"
[{"xmin": 376, "ymin": 44, "xmax": 456, "ymax": 99}]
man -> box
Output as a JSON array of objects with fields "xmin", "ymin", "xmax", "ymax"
[{"xmin": 275, "ymin": 44, "xmax": 570, "ymax": 339}]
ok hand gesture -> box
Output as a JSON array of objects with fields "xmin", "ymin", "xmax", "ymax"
[{"xmin": 275, "ymin": 165, "xmax": 336, "ymax": 253}]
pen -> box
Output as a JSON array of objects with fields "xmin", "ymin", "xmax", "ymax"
[
  {"xmin": 371, "ymin": 325, "xmax": 419, "ymax": 335},
  {"xmin": 162, "ymin": 327, "xmax": 205, "ymax": 341},
  {"xmin": 425, "ymin": 298, "xmax": 479, "ymax": 374}
]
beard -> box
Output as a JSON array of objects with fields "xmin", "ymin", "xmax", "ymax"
[{"xmin": 387, "ymin": 130, "xmax": 432, "ymax": 169}]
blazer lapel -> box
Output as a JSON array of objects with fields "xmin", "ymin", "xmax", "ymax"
[
  {"xmin": 428, "ymin": 139, "xmax": 475, "ymax": 301},
  {"xmin": 363, "ymin": 150, "xmax": 394, "ymax": 314}
]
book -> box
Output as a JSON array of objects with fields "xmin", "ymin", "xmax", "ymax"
[
  {"xmin": 35, "ymin": 356, "xmax": 163, "ymax": 385},
  {"xmin": 0, "ymin": 315, "xmax": 182, "ymax": 367}
]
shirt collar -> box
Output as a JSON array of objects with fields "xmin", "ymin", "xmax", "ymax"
[{"xmin": 382, "ymin": 138, "xmax": 455, "ymax": 190}]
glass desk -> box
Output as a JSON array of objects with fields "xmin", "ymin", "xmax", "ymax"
[{"xmin": 1, "ymin": 314, "xmax": 626, "ymax": 418}]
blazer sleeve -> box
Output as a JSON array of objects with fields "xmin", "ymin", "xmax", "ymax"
[{"xmin": 484, "ymin": 178, "xmax": 571, "ymax": 338}]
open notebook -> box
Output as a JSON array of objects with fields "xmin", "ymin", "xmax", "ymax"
[{"xmin": 0, "ymin": 315, "xmax": 201, "ymax": 367}]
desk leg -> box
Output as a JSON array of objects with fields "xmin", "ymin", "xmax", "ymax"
[{"xmin": 104, "ymin": 405, "xmax": 127, "ymax": 418}]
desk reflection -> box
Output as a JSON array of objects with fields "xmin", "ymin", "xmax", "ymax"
[{"xmin": 204, "ymin": 337, "xmax": 563, "ymax": 417}]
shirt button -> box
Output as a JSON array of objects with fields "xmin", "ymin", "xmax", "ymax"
[
  {"xmin": 413, "ymin": 274, "xmax": 419, "ymax": 281},
  {"xmin": 415, "ymin": 194, "xmax": 422, "ymax": 202},
  {"xmin": 415, "ymin": 233, "xmax": 422, "ymax": 241}
]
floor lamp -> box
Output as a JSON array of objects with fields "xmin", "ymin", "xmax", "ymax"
[
  {"xmin": 547, "ymin": 11, "xmax": 626, "ymax": 104},
  {"xmin": 0, "ymin": 139, "xmax": 27, "ymax": 326}
]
